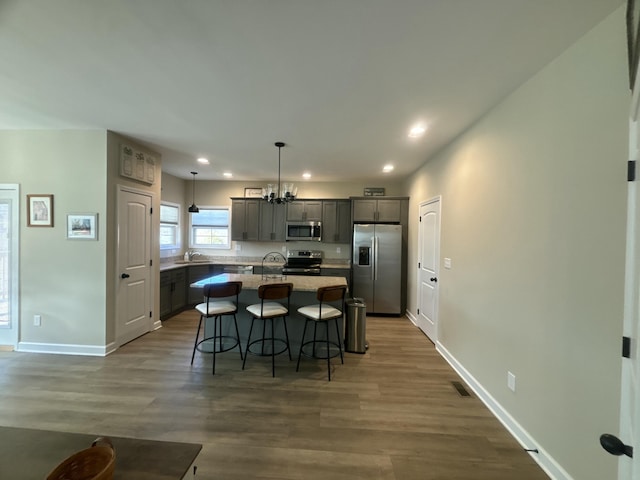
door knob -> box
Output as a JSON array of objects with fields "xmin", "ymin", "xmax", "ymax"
[
  {"xmin": 121, "ymin": 273, "xmax": 130, "ymax": 279},
  {"xmin": 430, "ymin": 277, "xmax": 438, "ymax": 282},
  {"xmin": 600, "ymin": 434, "xmax": 633, "ymax": 457}
]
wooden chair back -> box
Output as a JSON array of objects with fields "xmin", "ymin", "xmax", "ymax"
[
  {"xmin": 258, "ymin": 282, "xmax": 293, "ymax": 300},
  {"xmin": 204, "ymin": 281, "xmax": 242, "ymax": 299},
  {"xmin": 317, "ymin": 285, "xmax": 347, "ymax": 304}
]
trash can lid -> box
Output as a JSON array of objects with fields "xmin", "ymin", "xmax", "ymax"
[{"xmin": 347, "ymin": 298, "xmax": 366, "ymax": 306}]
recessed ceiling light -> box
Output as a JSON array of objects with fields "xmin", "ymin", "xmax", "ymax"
[
  {"xmin": 223, "ymin": 172, "xmax": 232, "ymax": 178},
  {"xmin": 408, "ymin": 124, "xmax": 426, "ymax": 138},
  {"xmin": 383, "ymin": 164, "xmax": 394, "ymax": 173},
  {"xmin": 197, "ymin": 157, "xmax": 209, "ymax": 165},
  {"xmin": 302, "ymin": 172, "xmax": 311, "ymax": 179}
]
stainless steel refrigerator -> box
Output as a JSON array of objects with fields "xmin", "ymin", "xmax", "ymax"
[{"xmin": 352, "ymin": 224, "xmax": 402, "ymax": 315}]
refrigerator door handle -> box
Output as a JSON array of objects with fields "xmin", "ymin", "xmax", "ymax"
[
  {"xmin": 374, "ymin": 236, "xmax": 379, "ymax": 281},
  {"xmin": 371, "ymin": 237, "xmax": 375, "ymax": 281}
]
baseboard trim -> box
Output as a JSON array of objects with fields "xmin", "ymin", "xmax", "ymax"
[
  {"xmin": 436, "ymin": 342, "xmax": 571, "ymax": 480},
  {"xmin": 17, "ymin": 342, "xmax": 111, "ymax": 357},
  {"xmin": 405, "ymin": 310, "xmax": 418, "ymax": 326}
]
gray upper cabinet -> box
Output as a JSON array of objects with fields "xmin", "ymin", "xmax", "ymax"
[
  {"xmin": 259, "ymin": 202, "xmax": 286, "ymax": 241},
  {"xmin": 286, "ymin": 200, "xmax": 322, "ymax": 222},
  {"xmin": 231, "ymin": 199, "xmax": 260, "ymax": 241},
  {"xmin": 352, "ymin": 198, "xmax": 402, "ymax": 223},
  {"xmin": 322, "ymin": 200, "xmax": 351, "ymax": 243}
]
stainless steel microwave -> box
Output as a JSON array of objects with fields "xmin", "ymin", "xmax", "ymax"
[{"xmin": 285, "ymin": 221, "xmax": 322, "ymax": 241}]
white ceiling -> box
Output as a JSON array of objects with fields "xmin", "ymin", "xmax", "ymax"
[{"xmin": 0, "ymin": 0, "xmax": 623, "ymax": 182}]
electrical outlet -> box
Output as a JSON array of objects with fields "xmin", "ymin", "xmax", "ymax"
[
  {"xmin": 281, "ymin": 245, "xmax": 286, "ymax": 253},
  {"xmin": 235, "ymin": 242, "xmax": 241, "ymax": 251},
  {"xmin": 34, "ymin": 314, "xmax": 41, "ymax": 327},
  {"xmin": 507, "ymin": 371, "xmax": 516, "ymax": 392},
  {"xmin": 336, "ymin": 247, "xmax": 341, "ymax": 254}
]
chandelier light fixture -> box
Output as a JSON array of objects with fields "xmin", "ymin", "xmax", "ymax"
[
  {"xmin": 188, "ymin": 171, "xmax": 199, "ymax": 213},
  {"xmin": 263, "ymin": 142, "xmax": 296, "ymax": 204}
]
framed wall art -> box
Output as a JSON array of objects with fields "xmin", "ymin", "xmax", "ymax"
[
  {"xmin": 67, "ymin": 213, "xmax": 98, "ymax": 240},
  {"xmin": 27, "ymin": 194, "xmax": 54, "ymax": 227},
  {"xmin": 244, "ymin": 187, "xmax": 264, "ymax": 198}
]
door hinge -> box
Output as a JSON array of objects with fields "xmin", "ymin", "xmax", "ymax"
[
  {"xmin": 149, "ymin": 311, "xmax": 152, "ymax": 318},
  {"xmin": 150, "ymin": 207, "xmax": 153, "ymax": 214},
  {"xmin": 628, "ymin": 161, "xmax": 636, "ymax": 182},
  {"xmin": 150, "ymin": 259, "xmax": 153, "ymax": 266},
  {"xmin": 419, "ymin": 215, "xmax": 422, "ymax": 222},
  {"xmin": 623, "ymin": 336, "xmax": 631, "ymax": 358},
  {"xmin": 417, "ymin": 308, "xmax": 420, "ymax": 315},
  {"xmin": 418, "ymin": 262, "xmax": 421, "ymax": 269}
]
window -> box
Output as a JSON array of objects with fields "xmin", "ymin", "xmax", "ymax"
[
  {"xmin": 190, "ymin": 207, "xmax": 230, "ymax": 249},
  {"xmin": 160, "ymin": 202, "xmax": 180, "ymax": 249}
]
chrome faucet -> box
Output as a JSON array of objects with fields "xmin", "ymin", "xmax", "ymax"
[{"xmin": 188, "ymin": 251, "xmax": 203, "ymax": 261}]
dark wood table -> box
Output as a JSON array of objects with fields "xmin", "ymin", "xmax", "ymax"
[{"xmin": 0, "ymin": 426, "xmax": 201, "ymax": 479}]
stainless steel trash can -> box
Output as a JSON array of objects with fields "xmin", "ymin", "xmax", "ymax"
[{"xmin": 345, "ymin": 298, "xmax": 367, "ymax": 353}]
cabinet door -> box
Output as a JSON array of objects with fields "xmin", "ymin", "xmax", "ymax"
[
  {"xmin": 160, "ymin": 272, "xmax": 172, "ymax": 318},
  {"xmin": 322, "ymin": 201, "xmax": 338, "ymax": 243},
  {"xmin": 244, "ymin": 200, "xmax": 260, "ymax": 241},
  {"xmin": 352, "ymin": 199, "xmax": 377, "ymax": 222},
  {"xmin": 259, "ymin": 203, "xmax": 286, "ymax": 241},
  {"xmin": 336, "ymin": 200, "xmax": 352, "ymax": 243},
  {"xmin": 231, "ymin": 200, "xmax": 246, "ymax": 241},
  {"xmin": 172, "ymin": 268, "xmax": 187, "ymax": 311},
  {"xmin": 304, "ymin": 201, "xmax": 323, "ymax": 221},
  {"xmin": 188, "ymin": 265, "xmax": 212, "ymax": 304},
  {"xmin": 376, "ymin": 199, "xmax": 401, "ymax": 222},
  {"xmin": 286, "ymin": 202, "xmax": 306, "ymax": 221}
]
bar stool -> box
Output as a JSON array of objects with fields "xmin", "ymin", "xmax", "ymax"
[
  {"xmin": 296, "ymin": 285, "xmax": 347, "ymax": 381},
  {"xmin": 191, "ymin": 281, "xmax": 243, "ymax": 375},
  {"xmin": 243, "ymin": 282, "xmax": 293, "ymax": 377}
]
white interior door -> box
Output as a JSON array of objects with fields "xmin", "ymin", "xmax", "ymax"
[
  {"xmin": 613, "ymin": 93, "xmax": 640, "ymax": 478},
  {"xmin": 0, "ymin": 184, "xmax": 18, "ymax": 348},
  {"xmin": 417, "ymin": 197, "xmax": 440, "ymax": 343},
  {"xmin": 116, "ymin": 187, "xmax": 152, "ymax": 346}
]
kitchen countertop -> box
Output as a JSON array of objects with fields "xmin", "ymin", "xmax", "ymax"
[
  {"xmin": 191, "ymin": 273, "xmax": 348, "ymax": 292},
  {"xmin": 160, "ymin": 259, "xmax": 350, "ymax": 272}
]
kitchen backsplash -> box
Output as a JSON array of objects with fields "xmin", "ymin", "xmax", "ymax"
[{"xmin": 160, "ymin": 240, "xmax": 351, "ymax": 264}]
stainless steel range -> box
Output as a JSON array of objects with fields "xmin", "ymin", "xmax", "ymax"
[{"xmin": 283, "ymin": 250, "xmax": 322, "ymax": 276}]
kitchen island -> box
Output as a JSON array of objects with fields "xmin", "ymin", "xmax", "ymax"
[{"xmin": 190, "ymin": 273, "xmax": 349, "ymax": 356}]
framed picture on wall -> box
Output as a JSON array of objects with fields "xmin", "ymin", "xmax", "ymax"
[
  {"xmin": 67, "ymin": 213, "xmax": 98, "ymax": 240},
  {"xmin": 244, "ymin": 187, "xmax": 263, "ymax": 198},
  {"xmin": 27, "ymin": 194, "xmax": 54, "ymax": 227}
]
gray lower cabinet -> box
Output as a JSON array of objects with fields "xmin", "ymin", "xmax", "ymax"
[
  {"xmin": 160, "ymin": 267, "xmax": 187, "ymax": 320},
  {"xmin": 322, "ymin": 268, "xmax": 351, "ymax": 291},
  {"xmin": 187, "ymin": 264, "xmax": 223, "ymax": 304},
  {"xmin": 259, "ymin": 202, "xmax": 286, "ymax": 241},
  {"xmin": 322, "ymin": 200, "xmax": 351, "ymax": 243},
  {"xmin": 231, "ymin": 199, "xmax": 260, "ymax": 241}
]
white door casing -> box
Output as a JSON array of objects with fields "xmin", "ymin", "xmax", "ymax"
[
  {"xmin": 0, "ymin": 184, "xmax": 19, "ymax": 348},
  {"xmin": 116, "ymin": 186, "xmax": 153, "ymax": 347},
  {"xmin": 417, "ymin": 197, "xmax": 441, "ymax": 343}
]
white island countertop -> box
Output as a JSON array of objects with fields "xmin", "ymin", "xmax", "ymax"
[{"xmin": 190, "ymin": 273, "xmax": 347, "ymax": 292}]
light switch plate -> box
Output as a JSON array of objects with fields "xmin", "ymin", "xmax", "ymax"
[{"xmin": 444, "ymin": 257, "xmax": 452, "ymax": 269}]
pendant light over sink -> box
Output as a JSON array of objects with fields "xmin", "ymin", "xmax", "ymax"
[
  {"xmin": 188, "ymin": 171, "xmax": 199, "ymax": 213},
  {"xmin": 263, "ymin": 142, "xmax": 296, "ymax": 204}
]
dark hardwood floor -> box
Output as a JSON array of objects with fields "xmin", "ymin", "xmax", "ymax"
[{"xmin": 0, "ymin": 311, "xmax": 548, "ymax": 479}]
